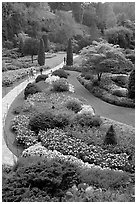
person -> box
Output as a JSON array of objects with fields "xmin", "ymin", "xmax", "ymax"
[
  {"xmin": 33, "ymin": 68, "xmax": 36, "ymax": 79},
  {"xmin": 27, "ymin": 70, "xmax": 30, "ymax": 81},
  {"xmin": 40, "ymin": 67, "xmax": 43, "ymax": 75},
  {"xmin": 30, "ymin": 68, "xmax": 34, "ymax": 79},
  {"xmin": 64, "ymin": 57, "xmax": 66, "ymax": 65}
]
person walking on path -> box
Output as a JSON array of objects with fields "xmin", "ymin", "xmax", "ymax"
[
  {"xmin": 40, "ymin": 67, "xmax": 43, "ymax": 75},
  {"xmin": 30, "ymin": 68, "xmax": 34, "ymax": 79},
  {"xmin": 64, "ymin": 57, "xmax": 66, "ymax": 65},
  {"xmin": 27, "ymin": 71, "xmax": 30, "ymax": 81},
  {"xmin": 33, "ymin": 68, "xmax": 36, "ymax": 79}
]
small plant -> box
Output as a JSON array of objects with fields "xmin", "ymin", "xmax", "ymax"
[
  {"xmin": 52, "ymin": 69, "xmax": 68, "ymax": 79},
  {"xmin": 24, "ymin": 83, "xmax": 42, "ymax": 99},
  {"xmin": 103, "ymin": 125, "xmax": 117, "ymax": 145},
  {"xmin": 35, "ymin": 74, "xmax": 48, "ymax": 83},
  {"xmin": 65, "ymin": 98, "xmax": 82, "ymax": 113},
  {"xmin": 12, "ymin": 106, "xmax": 23, "ymax": 115},
  {"xmin": 54, "ymin": 113, "xmax": 70, "ymax": 128},
  {"xmin": 52, "ymin": 78, "xmax": 69, "ymax": 92}
]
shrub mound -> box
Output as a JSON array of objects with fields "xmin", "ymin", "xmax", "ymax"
[
  {"xmin": 52, "ymin": 69, "xmax": 68, "ymax": 79},
  {"xmin": 65, "ymin": 98, "xmax": 82, "ymax": 113},
  {"xmin": 24, "ymin": 83, "xmax": 42, "ymax": 99},
  {"xmin": 35, "ymin": 74, "xmax": 48, "ymax": 83},
  {"xmin": 52, "ymin": 78, "xmax": 69, "ymax": 92}
]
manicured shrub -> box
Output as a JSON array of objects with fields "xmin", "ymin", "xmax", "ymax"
[
  {"xmin": 52, "ymin": 78, "xmax": 69, "ymax": 92},
  {"xmin": 29, "ymin": 112, "xmax": 55, "ymax": 134},
  {"xmin": 72, "ymin": 113, "xmax": 102, "ymax": 127},
  {"xmin": 65, "ymin": 98, "xmax": 82, "ymax": 113},
  {"xmin": 35, "ymin": 74, "xmax": 48, "ymax": 83},
  {"xmin": 128, "ymin": 70, "xmax": 135, "ymax": 99},
  {"xmin": 12, "ymin": 106, "xmax": 23, "ymax": 115},
  {"xmin": 54, "ymin": 113, "xmax": 70, "ymax": 128},
  {"xmin": 103, "ymin": 125, "xmax": 117, "ymax": 145},
  {"xmin": 24, "ymin": 83, "xmax": 42, "ymax": 99},
  {"xmin": 52, "ymin": 69, "xmax": 68, "ymax": 79},
  {"xmin": 2, "ymin": 158, "xmax": 80, "ymax": 202},
  {"xmin": 66, "ymin": 38, "xmax": 73, "ymax": 66},
  {"xmin": 38, "ymin": 38, "xmax": 45, "ymax": 66},
  {"xmin": 112, "ymin": 89, "xmax": 127, "ymax": 97}
]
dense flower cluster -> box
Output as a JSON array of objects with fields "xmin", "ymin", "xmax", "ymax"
[
  {"xmin": 45, "ymin": 75, "xmax": 60, "ymax": 84},
  {"xmin": 38, "ymin": 129, "xmax": 131, "ymax": 171},
  {"xmin": 78, "ymin": 104, "xmax": 95, "ymax": 115},
  {"xmin": 22, "ymin": 143, "xmax": 124, "ymax": 173}
]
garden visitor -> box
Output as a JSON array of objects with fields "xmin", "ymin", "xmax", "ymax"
[
  {"xmin": 40, "ymin": 67, "xmax": 43, "ymax": 75},
  {"xmin": 64, "ymin": 57, "xmax": 66, "ymax": 65},
  {"xmin": 33, "ymin": 68, "xmax": 36, "ymax": 78},
  {"xmin": 27, "ymin": 71, "xmax": 30, "ymax": 81},
  {"xmin": 30, "ymin": 68, "xmax": 34, "ymax": 79}
]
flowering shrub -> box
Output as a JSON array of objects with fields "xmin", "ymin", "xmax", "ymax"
[
  {"xmin": 52, "ymin": 78, "xmax": 69, "ymax": 92},
  {"xmin": 39, "ymin": 128, "xmax": 131, "ymax": 172},
  {"xmin": 78, "ymin": 104, "xmax": 95, "ymax": 116},
  {"xmin": 65, "ymin": 98, "xmax": 82, "ymax": 113},
  {"xmin": 46, "ymin": 75, "xmax": 60, "ymax": 84}
]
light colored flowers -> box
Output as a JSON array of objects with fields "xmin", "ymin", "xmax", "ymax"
[
  {"xmin": 45, "ymin": 75, "xmax": 60, "ymax": 84},
  {"xmin": 78, "ymin": 104, "xmax": 95, "ymax": 115}
]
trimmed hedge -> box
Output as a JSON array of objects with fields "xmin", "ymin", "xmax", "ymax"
[
  {"xmin": 52, "ymin": 69, "xmax": 69, "ymax": 79},
  {"xmin": 24, "ymin": 83, "xmax": 42, "ymax": 99},
  {"xmin": 35, "ymin": 74, "xmax": 48, "ymax": 83}
]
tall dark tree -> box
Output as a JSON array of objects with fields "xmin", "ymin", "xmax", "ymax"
[
  {"xmin": 66, "ymin": 38, "xmax": 73, "ymax": 66},
  {"xmin": 42, "ymin": 34, "xmax": 49, "ymax": 52},
  {"xmin": 128, "ymin": 70, "xmax": 135, "ymax": 99},
  {"xmin": 38, "ymin": 38, "xmax": 45, "ymax": 66},
  {"xmin": 103, "ymin": 125, "xmax": 117, "ymax": 145}
]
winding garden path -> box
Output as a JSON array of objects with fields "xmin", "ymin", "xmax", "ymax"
[{"xmin": 2, "ymin": 53, "xmax": 135, "ymax": 166}]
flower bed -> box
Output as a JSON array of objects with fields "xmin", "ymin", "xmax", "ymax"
[
  {"xmin": 77, "ymin": 75, "xmax": 135, "ymax": 108},
  {"xmin": 38, "ymin": 128, "xmax": 132, "ymax": 172}
]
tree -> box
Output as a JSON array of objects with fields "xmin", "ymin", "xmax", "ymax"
[
  {"xmin": 66, "ymin": 38, "xmax": 73, "ymax": 66},
  {"xmin": 128, "ymin": 70, "xmax": 135, "ymax": 99},
  {"xmin": 42, "ymin": 34, "xmax": 49, "ymax": 52},
  {"xmin": 38, "ymin": 38, "xmax": 45, "ymax": 66},
  {"xmin": 91, "ymin": 54, "xmax": 110, "ymax": 81},
  {"xmin": 22, "ymin": 37, "xmax": 39, "ymax": 63},
  {"xmin": 103, "ymin": 125, "xmax": 117, "ymax": 145}
]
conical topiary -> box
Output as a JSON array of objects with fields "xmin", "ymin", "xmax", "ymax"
[
  {"xmin": 128, "ymin": 70, "xmax": 135, "ymax": 99},
  {"xmin": 42, "ymin": 34, "xmax": 49, "ymax": 52},
  {"xmin": 66, "ymin": 38, "xmax": 73, "ymax": 66},
  {"xmin": 38, "ymin": 38, "xmax": 45, "ymax": 66},
  {"xmin": 103, "ymin": 125, "xmax": 117, "ymax": 145}
]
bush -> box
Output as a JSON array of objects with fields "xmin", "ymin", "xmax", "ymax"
[
  {"xmin": 12, "ymin": 106, "xmax": 23, "ymax": 115},
  {"xmin": 65, "ymin": 99, "xmax": 82, "ymax": 113},
  {"xmin": 128, "ymin": 70, "xmax": 135, "ymax": 99},
  {"xmin": 105, "ymin": 26, "xmax": 133, "ymax": 49},
  {"xmin": 112, "ymin": 89, "xmax": 127, "ymax": 97},
  {"xmin": 24, "ymin": 83, "xmax": 42, "ymax": 99},
  {"xmin": 2, "ymin": 61, "xmax": 7, "ymax": 72},
  {"xmin": 35, "ymin": 74, "xmax": 48, "ymax": 83},
  {"xmin": 52, "ymin": 69, "xmax": 68, "ymax": 79},
  {"xmin": 29, "ymin": 111, "xmax": 55, "ymax": 134},
  {"xmin": 72, "ymin": 113, "xmax": 102, "ymax": 127},
  {"xmin": 54, "ymin": 113, "xmax": 70, "ymax": 128},
  {"xmin": 126, "ymin": 53, "xmax": 135, "ymax": 64},
  {"xmin": 52, "ymin": 78, "xmax": 69, "ymax": 92},
  {"xmin": 2, "ymin": 157, "xmax": 80, "ymax": 202},
  {"xmin": 103, "ymin": 125, "xmax": 117, "ymax": 146},
  {"xmin": 4, "ymin": 40, "xmax": 14, "ymax": 49}
]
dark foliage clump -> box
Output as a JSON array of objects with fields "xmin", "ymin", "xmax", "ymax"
[
  {"xmin": 103, "ymin": 125, "xmax": 117, "ymax": 145},
  {"xmin": 24, "ymin": 82, "xmax": 42, "ymax": 99},
  {"xmin": 128, "ymin": 70, "xmax": 135, "ymax": 99},
  {"xmin": 35, "ymin": 74, "xmax": 48, "ymax": 83},
  {"xmin": 52, "ymin": 69, "xmax": 68, "ymax": 79},
  {"xmin": 66, "ymin": 38, "xmax": 73, "ymax": 66}
]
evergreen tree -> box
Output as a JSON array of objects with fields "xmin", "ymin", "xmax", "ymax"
[
  {"xmin": 103, "ymin": 125, "xmax": 117, "ymax": 145},
  {"xmin": 66, "ymin": 38, "xmax": 73, "ymax": 66},
  {"xmin": 128, "ymin": 70, "xmax": 135, "ymax": 99},
  {"xmin": 42, "ymin": 34, "xmax": 49, "ymax": 52},
  {"xmin": 38, "ymin": 38, "xmax": 45, "ymax": 66}
]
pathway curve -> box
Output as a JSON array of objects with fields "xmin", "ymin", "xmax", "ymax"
[
  {"xmin": 67, "ymin": 71, "xmax": 135, "ymax": 127},
  {"xmin": 2, "ymin": 55, "xmax": 78, "ymax": 166}
]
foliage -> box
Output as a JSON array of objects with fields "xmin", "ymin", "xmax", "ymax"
[
  {"xmin": 128, "ymin": 70, "xmax": 135, "ymax": 99},
  {"xmin": 2, "ymin": 158, "xmax": 80, "ymax": 202},
  {"xmin": 105, "ymin": 26, "xmax": 133, "ymax": 49},
  {"xmin": 66, "ymin": 38, "xmax": 73, "ymax": 66},
  {"xmin": 42, "ymin": 34, "xmax": 49, "ymax": 52},
  {"xmin": 65, "ymin": 98, "xmax": 82, "ymax": 113},
  {"xmin": 72, "ymin": 113, "xmax": 102, "ymax": 128},
  {"xmin": 52, "ymin": 78, "xmax": 69, "ymax": 92},
  {"xmin": 24, "ymin": 82, "xmax": 42, "ymax": 99},
  {"xmin": 35, "ymin": 74, "xmax": 48, "ymax": 83},
  {"xmin": 22, "ymin": 37, "xmax": 39, "ymax": 63},
  {"xmin": 103, "ymin": 125, "xmax": 117, "ymax": 145},
  {"xmin": 38, "ymin": 38, "xmax": 45, "ymax": 66},
  {"xmin": 52, "ymin": 69, "xmax": 68, "ymax": 79}
]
